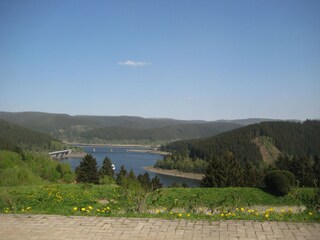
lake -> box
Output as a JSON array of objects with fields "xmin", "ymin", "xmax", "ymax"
[{"xmin": 61, "ymin": 145, "xmax": 201, "ymax": 187}]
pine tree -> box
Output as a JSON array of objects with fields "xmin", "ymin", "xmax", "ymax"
[
  {"xmin": 76, "ymin": 154, "xmax": 99, "ymax": 184},
  {"xmin": 116, "ymin": 165, "xmax": 127, "ymax": 185},
  {"xmin": 137, "ymin": 172, "xmax": 152, "ymax": 190},
  {"xmin": 151, "ymin": 176, "xmax": 162, "ymax": 190},
  {"xmin": 99, "ymin": 156, "xmax": 114, "ymax": 177},
  {"xmin": 200, "ymin": 157, "xmax": 227, "ymax": 187}
]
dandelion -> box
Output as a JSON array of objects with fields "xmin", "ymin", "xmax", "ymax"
[
  {"xmin": 73, "ymin": 207, "xmax": 78, "ymax": 211},
  {"xmin": 177, "ymin": 213, "xmax": 182, "ymax": 218},
  {"xmin": 309, "ymin": 212, "xmax": 313, "ymax": 216},
  {"xmin": 265, "ymin": 214, "xmax": 269, "ymax": 218},
  {"xmin": 106, "ymin": 206, "xmax": 110, "ymax": 210},
  {"xmin": 235, "ymin": 208, "xmax": 239, "ymax": 211},
  {"xmin": 88, "ymin": 206, "xmax": 93, "ymax": 210},
  {"xmin": 81, "ymin": 207, "xmax": 86, "ymax": 212},
  {"xmin": 281, "ymin": 208, "xmax": 285, "ymax": 213},
  {"xmin": 155, "ymin": 209, "xmax": 160, "ymax": 214},
  {"xmin": 220, "ymin": 213, "xmax": 224, "ymax": 217},
  {"xmin": 240, "ymin": 207, "xmax": 244, "ymax": 212},
  {"xmin": 187, "ymin": 213, "xmax": 190, "ymax": 217},
  {"xmin": 26, "ymin": 207, "xmax": 32, "ymax": 210}
]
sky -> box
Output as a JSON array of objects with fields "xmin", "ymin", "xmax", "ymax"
[{"xmin": 0, "ymin": 0, "xmax": 319, "ymax": 121}]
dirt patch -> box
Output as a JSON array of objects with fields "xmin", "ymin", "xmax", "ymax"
[{"xmin": 253, "ymin": 137, "xmax": 281, "ymax": 165}]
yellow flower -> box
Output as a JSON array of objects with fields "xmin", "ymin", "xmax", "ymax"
[
  {"xmin": 81, "ymin": 207, "xmax": 86, "ymax": 211},
  {"xmin": 177, "ymin": 213, "xmax": 182, "ymax": 217},
  {"xmin": 240, "ymin": 207, "xmax": 244, "ymax": 212},
  {"xmin": 235, "ymin": 208, "xmax": 239, "ymax": 211},
  {"xmin": 106, "ymin": 206, "xmax": 110, "ymax": 210},
  {"xmin": 308, "ymin": 212, "xmax": 313, "ymax": 216},
  {"xmin": 26, "ymin": 207, "xmax": 32, "ymax": 210},
  {"xmin": 155, "ymin": 209, "xmax": 160, "ymax": 214},
  {"xmin": 220, "ymin": 213, "xmax": 224, "ymax": 217},
  {"xmin": 169, "ymin": 212, "xmax": 173, "ymax": 215},
  {"xmin": 88, "ymin": 206, "xmax": 93, "ymax": 210},
  {"xmin": 73, "ymin": 207, "xmax": 78, "ymax": 211},
  {"xmin": 265, "ymin": 214, "xmax": 269, "ymax": 218},
  {"xmin": 187, "ymin": 213, "xmax": 190, "ymax": 217},
  {"xmin": 97, "ymin": 209, "xmax": 101, "ymax": 212},
  {"xmin": 281, "ymin": 208, "xmax": 285, "ymax": 213}
]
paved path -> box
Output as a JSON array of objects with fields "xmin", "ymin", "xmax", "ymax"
[{"xmin": 0, "ymin": 214, "xmax": 319, "ymax": 240}]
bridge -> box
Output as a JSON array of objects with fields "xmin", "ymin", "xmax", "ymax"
[{"xmin": 49, "ymin": 149, "xmax": 72, "ymax": 159}]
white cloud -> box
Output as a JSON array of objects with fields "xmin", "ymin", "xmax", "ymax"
[{"xmin": 118, "ymin": 60, "xmax": 150, "ymax": 67}]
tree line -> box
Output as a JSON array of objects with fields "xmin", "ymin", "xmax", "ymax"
[{"xmin": 76, "ymin": 154, "xmax": 162, "ymax": 191}]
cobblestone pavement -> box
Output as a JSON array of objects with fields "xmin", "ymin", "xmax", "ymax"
[{"xmin": 1, "ymin": 214, "xmax": 319, "ymax": 240}]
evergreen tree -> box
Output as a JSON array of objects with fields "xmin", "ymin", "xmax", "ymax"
[
  {"xmin": 76, "ymin": 154, "xmax": 99, "ymax": 184},
  {"xmin": 128, "ymin": 169, "xmax": 136, "ymax": 180},
  {"xmin": 116, "ymin": 165, "xmax": 127, "ymax": 185},
  {"xmin": 137, "ymin": 172, "xmax": 151, "ymax": 190},
  {"xmin": 99, "ymin": 156, "xmax": 114, "ymax": 177},
  {"xmin": 223, "ymin": 152, "xmax": 244, "ymax": 187},
  {"xmin": 151, "ymin": 176, "xmax": 162, "ymax": 190},
  {"xmin": 200, "ymin": 157, "xmax": 227, "ymax": 187}
]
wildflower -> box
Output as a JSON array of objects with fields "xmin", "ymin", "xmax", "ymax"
[
  {"xmin": 26, "ymin": 207, "xmax": 32, "ymax": 210},
  {"xmin": 81, "ymin": 207, "xmax": 86, "ymax": 211},
  {"xmin": 281, "ymin": 208, "xmax": 285, "ymax": 213},
  {"xmin": 97, "ymin": 209, "xmax": 101, "ymax": 212},
  {"xmin": 309, "ymin": 212, "xmax": 313, "ymax": 216},
  {"xmin": 163, "ymin": 207, "xmax": 167, "ymax": 211},
  {"xmin": 88, "ymin": 206, "xmax": 93, "ymax": 210},
  {"xmin": 169, "ymin": 212, "xmax": 173, "ymax": 215},
  {"xmin": 220, "ymin": 213, "xmax": 224, "ymax": 217},
  {"xmin": 265, "ymin": 214, "xmax": 269, "ymax": 218},
  {"xmin": 177, "ymin": 213, "xmax": 182, "ymax": 217},
  {"xmin": 187, "ymin": 213, "xmax": 190, "ymax": 217},
  {"xmin": 73, "ymin": 207, "xmax": 78, "ymax": 211},
  {"xmin": 240, "ymin": 207, "xmax": 244, "ymax": 212},
  {"xmin": 155, "ymin": 209, "xmax": 160, "ymax": 214},
  {"xmin": 106, "ymin": 206, "xmax": 110, "ymax": 210},
  {"xmin": 235, "ymin": 208, "xmax": 239, "ymax": 211}
]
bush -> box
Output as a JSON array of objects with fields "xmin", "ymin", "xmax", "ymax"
[{"xmin": 264, "ymin": 170, "xmax": 292, "ymax": 196}]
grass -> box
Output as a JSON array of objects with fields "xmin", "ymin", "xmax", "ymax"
[{"xmin": 0, "ymin": 184, "xmax": 319, "ymax": 222}]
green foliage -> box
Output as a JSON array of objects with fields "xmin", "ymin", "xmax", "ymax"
[
  {"xmin": 264, "ymin": 170, "xmax": 292, "ymax": 196},
  {"xmin": 0, "ymin": 184, "xmax": 318, "ymax": 222},
  {"xmin": 0, "ymin": 119, "xmax": 54, "ymax": 151},
  {"xmin": 0, "ymin": 150, "xmax": 74, "ymax": 186},
  {"xmin": 99, "ymin": 156, "xmax": 114, "ymax": 178},
  {"xmin": 155, "ymin": 155, "xmax": 208, "ymax": 173},
  {"xmin": 76, "ymin": 154, "xmax": 99, "ymax": 184},
  {"xmin": 201, "ymin": 152, "xmax": 246, "ymax": 187},
  {"xmin": 163, "ymin": 120, "xmax": 320, "ymax": 168},
  {"xmin": 275, "ymin": 155, "xmax": 318, "ymax": 187}
]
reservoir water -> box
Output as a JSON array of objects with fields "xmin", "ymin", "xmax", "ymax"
[{"xmin": 61, "ymin": 145, "xmax": 201, "ymax": 187}]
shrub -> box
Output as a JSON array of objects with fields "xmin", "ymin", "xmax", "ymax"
[{"xmin": 264, "ymin": 170, "xmax": 292, "ymax": 196}]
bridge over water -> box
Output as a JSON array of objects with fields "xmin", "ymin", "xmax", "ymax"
[{"xmin": 49, "ymin": 149, "xmax": 72, "ymax": 159}]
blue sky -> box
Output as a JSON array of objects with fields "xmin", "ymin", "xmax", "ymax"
[{"xmin": 0, "ymin": 0, "xmax": 319, "ymax": 120}]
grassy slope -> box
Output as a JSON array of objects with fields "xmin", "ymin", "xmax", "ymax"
[{"xmin": 0, "ymin": 184, "xmax": 318, "ymax": 222}]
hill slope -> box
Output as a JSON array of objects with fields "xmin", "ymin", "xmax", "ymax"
[
  {"xmin": 80, "ymin": 122, "xmax": 242, "ymax": 143},
  {"xmin": 162, "ymin": 120, "xmax": 320, "ymax": 165},
  {"xmin": 0, "ymin": 111, "xmax": 242, "ymax": 142},
  {"xmin": 0, "ymin": 119, "xmax": 56, "ymax": 151}
]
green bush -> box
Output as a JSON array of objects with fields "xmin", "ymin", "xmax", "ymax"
[{"xmin": 264, "ymin": 170, "xmax": 292, "ymax": 196}]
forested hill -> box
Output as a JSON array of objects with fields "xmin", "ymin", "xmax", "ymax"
[
  {"xmin": 0, "ymin": 119, "xmax": 56, "ymax": 151},
  {"xmin": 80, "ymin": 122, "xmax": 242, "ymax": 143},
  {"xmin": 0, "ymin": 111, "xmax": 243, "ymax": 143},
  {"xmin": 162, "ymin": 120, "xmax": 320, "ymax": 165}
]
